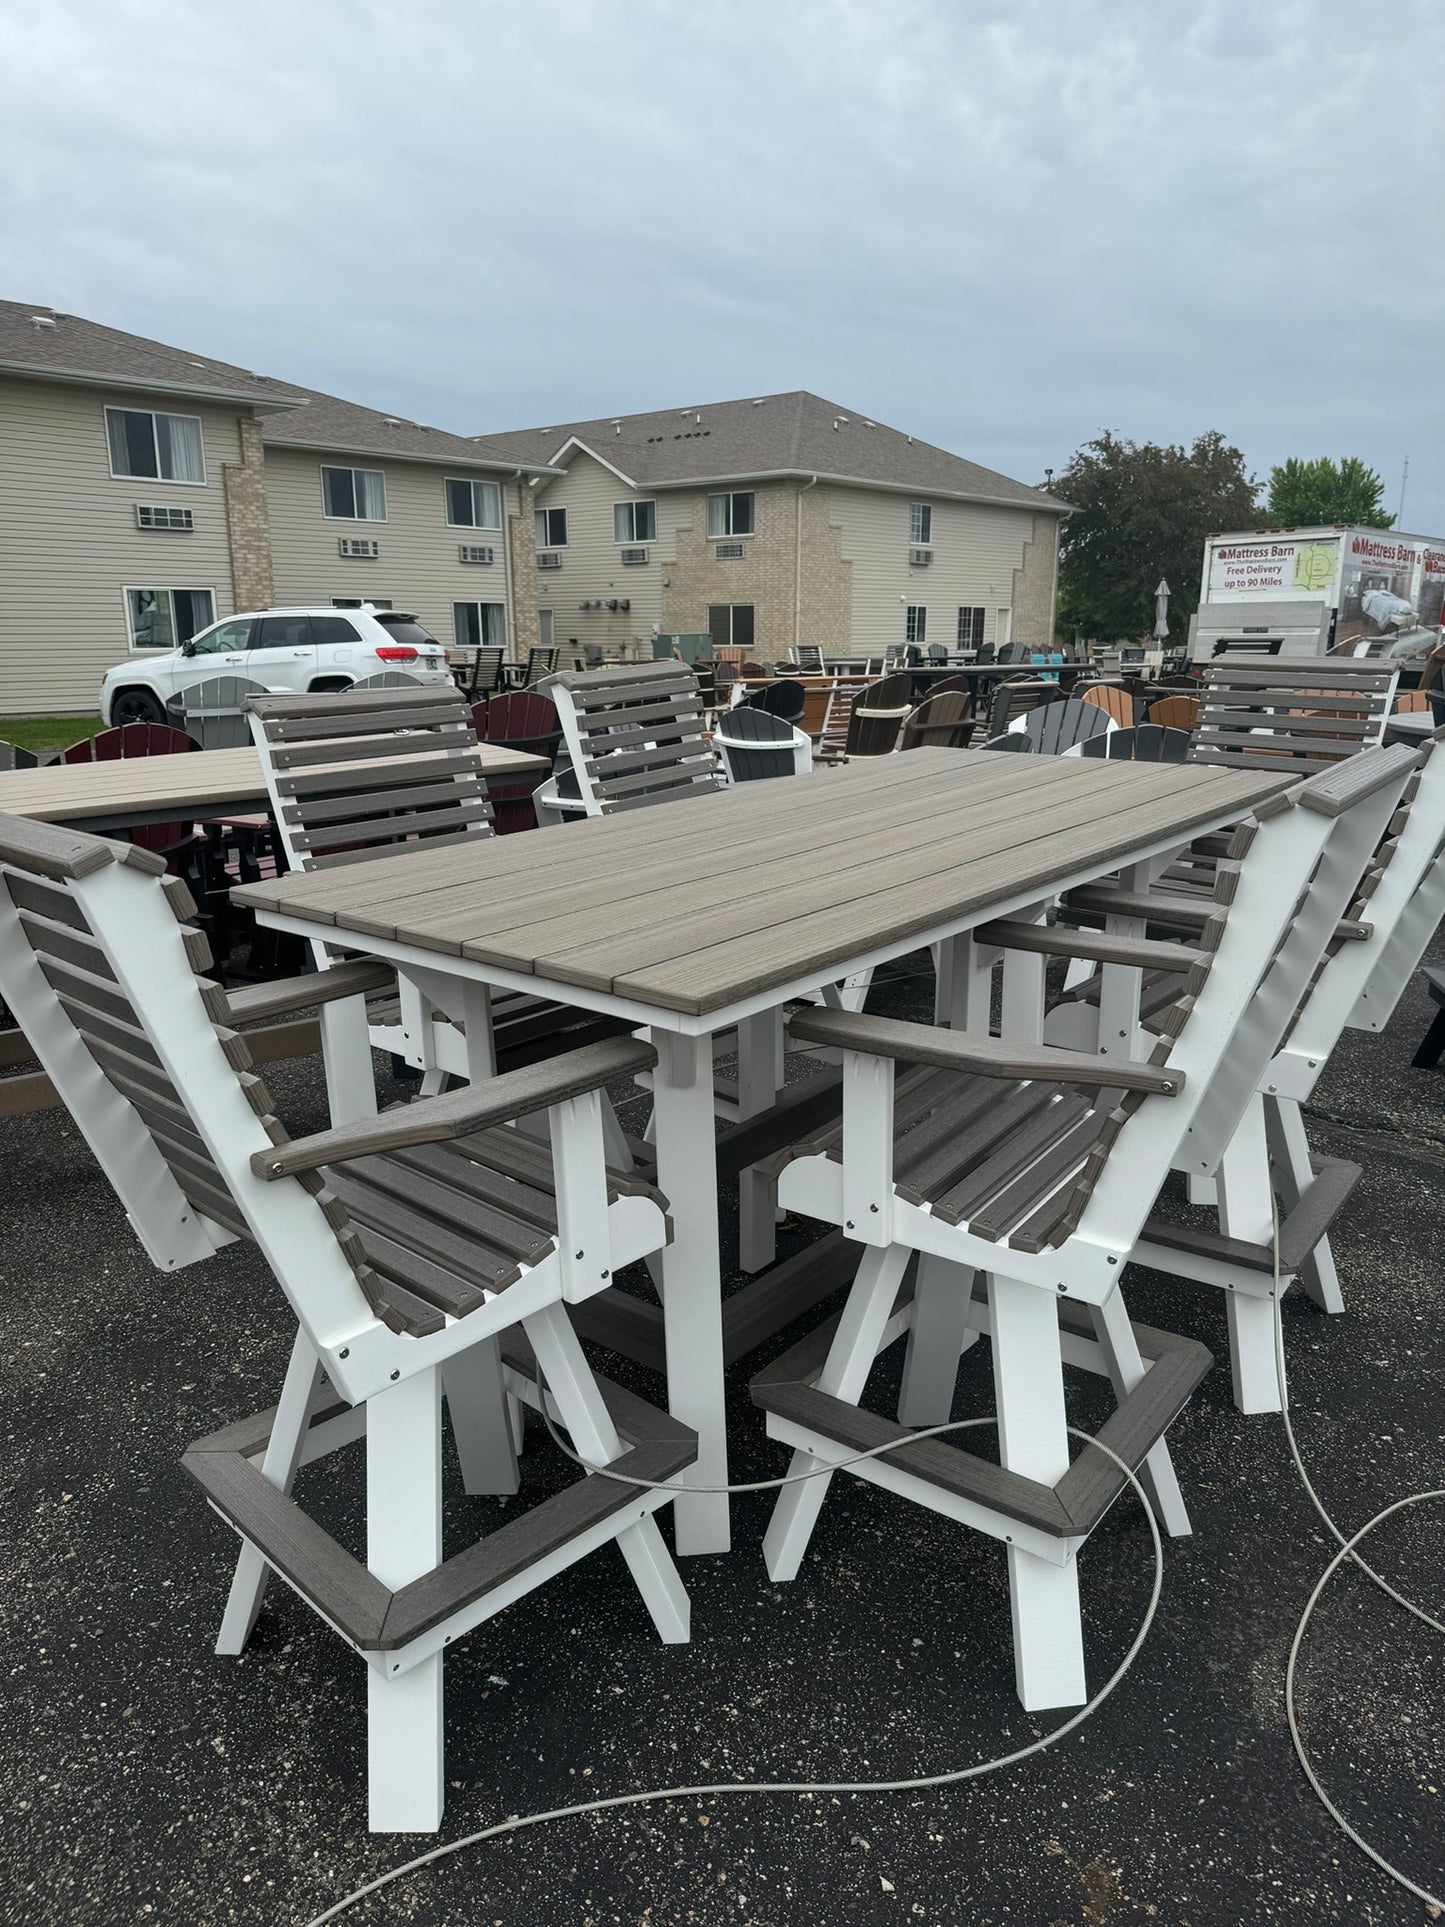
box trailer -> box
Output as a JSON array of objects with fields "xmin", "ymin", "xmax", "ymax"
[{"xmin": 1188, "ymin": 525, "xmax": 1445, "ymax": 663}]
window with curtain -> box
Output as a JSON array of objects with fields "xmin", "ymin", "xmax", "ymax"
[
  {"xmin": 534, "ymin": 506, "xmax": 568, "ymax": 548},
  {"xmin": 125, "ymin": 586, "xmax": 215, "ymax": 649},
  {"xmin": 956, "ymin": 606, "xmax": 986, "ymax": 647},
  {"xmin": 454, "ymin": 601, "xmax": 507, "ymax": 648},
  {"xmin": 706, "ymin": 491, "xmax": 754, "ymax": 537},
  {"xmin": 905, "ymin": 605, "xmax": 927, "ymax": 644},
  {"xmin": 446, "ymin": 477, "xmax": 502, "ymax": 528},
  {"xmin": 106, "ymin": 408, "xmax": 205, "ymax": 484},
  {"xmin": 322, "ymin": 466, "xmax": 387, "ymax": 519},
  {"xmin": 613, "ymin": 500, "xmax": 657, "ymax": 542},
  {"xmin": 909, "ymin": 502, "xmax": 932, "ymax": 545}
]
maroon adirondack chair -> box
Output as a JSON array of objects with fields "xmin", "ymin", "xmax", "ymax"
[
  {"xmin": 61, "ymin": 723, "xmax": 201, "ymax": 862},
  {"xmin": 470, "ymin": 691, "xmax": 561, "ymax": 834}
]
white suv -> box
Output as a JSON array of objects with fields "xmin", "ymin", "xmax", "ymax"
[{"xmin": 99, "ymin": 604, "xmax": 453, "ymax": 726}]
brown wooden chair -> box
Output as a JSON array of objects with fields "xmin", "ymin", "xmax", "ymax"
[
  {"xmin": 1146, "ymin": 693, "xmax": 1201, "ymax": 730},
  {"xmin": 1393, "ymin": 689, "xmax": 1431, "ymax": 713},
  {"xmin": 1078, "ymin": 683, "xmax": 1137, "ymax": 728}
]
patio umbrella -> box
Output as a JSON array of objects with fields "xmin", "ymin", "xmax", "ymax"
[{"xmin": 1153, "ymin": 579, "xmax": 1171, "ymax": 643}]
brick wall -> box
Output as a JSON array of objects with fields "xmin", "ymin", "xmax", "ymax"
[
  {"xmin": 222, "ymin": 416, "xmax": 274, "ymax": 610},
  {"xmin": 1009, "ymin": 514, "xmax": 1061, "ymax": 648},
  {"xmin": 660, "ymin": 482, "xmax": 802, "ymax": 655},
  {"xmin": 507, "ymin": 485, "xmax": 538, "ymax": 659},
  {"xmin": 796, "ymin": 485, "xmax": 853, "ymax": 650}
]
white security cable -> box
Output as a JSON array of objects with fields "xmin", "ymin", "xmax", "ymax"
[
  {"xmin": 1269, "ymin": 1207, "xmax": 1445, "ymax": 1910},
  {"xmin": 302, "ymin": 1419, "xmax": 1164, "ymax": 1927}
]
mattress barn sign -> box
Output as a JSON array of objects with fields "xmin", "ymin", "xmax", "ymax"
[
  {"xmin": 1206, "ymin": 535, "xmax": 1340, "ymax": 599},
  {"xmin": 1206, "ymin": 528, "xmax": 1445, "ymax": 614}
]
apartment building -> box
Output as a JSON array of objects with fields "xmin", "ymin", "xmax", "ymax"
[
  {"xmin": 0, "ymin": 302, "xmax": 552, "ymax": 715},
  {"xmin": 467, "ymin": 391, "xmax": 1069, "ymax": 661}
]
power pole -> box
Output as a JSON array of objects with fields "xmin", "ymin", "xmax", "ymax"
[{"xmin": 1397, "ymin": 455, "xmax": 1409, "ymax": 529}]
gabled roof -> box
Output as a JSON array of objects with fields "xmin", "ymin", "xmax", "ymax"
[
  {"xmin": 467, "ymin": 390, "xmax": 1069, "ymax": 513},
  {"xmin": 0, "ymin": 299, "xmax": 550, "ymax": 475}
]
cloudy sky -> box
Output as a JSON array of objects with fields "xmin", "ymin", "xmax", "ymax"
[{"xmin": 6, "ymin": 0, "xmax": 1444, "ymax": 526}]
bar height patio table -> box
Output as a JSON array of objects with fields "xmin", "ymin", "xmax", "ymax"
[{"xmin": 233, "ymin": 747, "xmax": 1294, "ymax": 1554}]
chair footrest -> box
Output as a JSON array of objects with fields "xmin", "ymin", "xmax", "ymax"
[
  {"xmin": 751, "ymin": 1295, "xmax": 1211, "ymax": 1540},
  {"xmin": 184, "ymin": 1353, "xmax": 695, "ymax": 1653},
  {"xmin": 1140, "ymin": 1155, "xmax": 1361, "ymax": 1277}
]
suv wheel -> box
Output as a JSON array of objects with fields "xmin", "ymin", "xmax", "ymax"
[
  {"xmin": 308, "ymin": 678, "xmax": 354, "ymax": 693},
  {"xmin": 110, "ymin": 688, "xmax": 165, "ymax": 726}
]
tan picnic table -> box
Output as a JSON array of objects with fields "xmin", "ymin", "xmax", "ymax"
[
  {"xmin": 234, "ymin": 747, "xmax": 1293, "ymax": 1556},
  {"xmin": 0, "ymin": 741, "xmax": 548, "ymax": 833}
]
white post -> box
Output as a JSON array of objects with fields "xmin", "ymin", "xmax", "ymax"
[
  {"xmin": 1266, "ymin": 1095, "xmax": 1343, "ymax": 1315},
  {"xmin": 366, "ymin": 1368, "xmax": 444, "ymax": 1831},
  {"xmin": 319, "ymin": 995, "xmax": 378, "ymax": 1125},
  {"xmin": 898, "ymin": 1253, "xmax": 977, "ymax": 1426},
  {"xmin": 1217, "ymin": 1094, "xmax": 1283, "ymax": 1414},
  {"xmin": 443, "ymin": 1338, "xmax": 519, "ymax": 1496},
  {"xmin": 737, "ymin": 1008, "xmax": 781, "ymax": 1274}
]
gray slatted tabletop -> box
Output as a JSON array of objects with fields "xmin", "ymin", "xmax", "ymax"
[{"xmin": 235, "ymin": 747, "xmax": 1295, "ymax": 1558}]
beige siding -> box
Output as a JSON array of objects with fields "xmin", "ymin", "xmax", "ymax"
[
  {"xmin": 0, "ymin": 375, "xmax": 242, "ymax": 715},
  {"xmin": 825, "ymin": 487, "xmax": 1039, "ymax": 652},
  {"xmin": 263, "ymin": 448, "xmax": 518, "ymax": 654},
  {"xmin": 529, "ymin": 450, "xmax": 678, "ymax": 655}
]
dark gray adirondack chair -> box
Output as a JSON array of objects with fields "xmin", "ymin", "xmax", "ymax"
[
  {"xmin": 841, "ymin": 672, "xmax": 913, "ymax": 758},
  {"xmin": 166, "ymin": 676, "xmax": 271, "ymax": 749},
  {"xmin": 715, "ymin": 705, "xmax": 810, "ymax": 781},
  {"xmin": 747, "ymin": 678, "xmax": 807, "ymax": 725},
  {"xmin": 980, "ymin": 731, "xmax": 1034, "ymax": 752},
  {"xmin": 0, "ymin": 741, "xmax": 40, "ymax": 770},
  {"xmin": 900, "ymin": 689, "xmax": 974, "ymax": 751},
  {"xmin": 1019, "ymin": 697, "xmax": 1111, "ymax": 754},
  {"xmin": 1190, "ymin": 654, "xmax": 1400, "ymax": 770},
  {"xmin": 988, "ymin": 677, "xmax": 1062, "ymax": 736},
  {"xmin": 1078, "ymin": 724, "xmax": 1191, "ymax": 762}
]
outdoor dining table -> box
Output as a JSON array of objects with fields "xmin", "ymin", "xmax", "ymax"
[
  {"xmin": 0, "ymin": 741, "xmax": 549, "ymax": 834},
  {"xmin": 233, "ymin": 746, "xmax": 1293, "ymax": 1556}
]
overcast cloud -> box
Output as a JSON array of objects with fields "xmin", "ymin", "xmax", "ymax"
[{"xmin": 5, "ymin": 0, "xmax": 1443, "ymax": 527}]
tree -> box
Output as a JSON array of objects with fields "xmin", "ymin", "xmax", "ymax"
[
  {"xmin": 1053, "ymin": 431, "xmax": 1260, "ymax": 641},
  {"xmin": 1266, "ymin": 456, "xmax": 1393, "ymax": 529}
]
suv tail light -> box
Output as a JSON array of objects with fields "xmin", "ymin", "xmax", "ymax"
[{"xmin": 375, "ymin": 645, "xmax": 418, "ymax": 662}]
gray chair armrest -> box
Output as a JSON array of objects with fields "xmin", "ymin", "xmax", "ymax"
[
  {"xmin": 225, "ymin": 958, "xmax": 396, "ymax": 1024},
  {"xmin": 785, "ymin": 1007, "xmax": 1183, "ymax": 1094},
  {"xmin": 252, "ymin": 1034, "xmax": 658, "ymax": 1178}
]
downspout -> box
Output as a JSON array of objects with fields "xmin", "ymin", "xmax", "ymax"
[
  {"xmin": 795, "ymin": 474, "xmax": 819, "ymax": 649},
  {"xmin": 508, "ymin": 468, "xmax": 529, "ymax": 659}
]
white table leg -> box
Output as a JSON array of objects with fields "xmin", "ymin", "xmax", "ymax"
[
  {"xmin": 319, "ymin": 995, "xmax": 377, "ymax": 1124},
  {"xmin": 652, "ymin": 1029, "xmax": 731, "ymax": 1554},
  {"xmin": 1218, "ymin": 1094, "xmax": 1283, "ymax": 1414},
  {"xmin": 737, "ymin": 1009, "xmax": 781, "ymax": 1274}
]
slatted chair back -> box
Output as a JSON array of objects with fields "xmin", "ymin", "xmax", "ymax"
[
  {"xmin": 1076, "ymin": 723, "xmax": 1191, "ymax": 763},
  {"xmin": 987, "ymin": 677, "xmax": 1063, "ymax": 736},
  {"xmin": 456, "ymin": 644, "xmax": 505, "ymax": 700},
  {"xmin": 62, "ymin": 722, "xmax": 199, "ymax": 855},
  {"xmin": 0, "ymin": 741, "xmax": 40, "ymax": 770},
  {"xmin": 347, "ymin": 671, "xmax": 423, "ymax": 692},
  {"xmin": 747, "ymin": 677, "xmax": 807, "ymax": 724},
  {"xmin": 900, "ymin": 689, "xmax": 974, "ymax": 752},
  {"xmin": 1146, "ymin": 693, "xmax": 1201, "ymax": 729},
  {"xmin": 246, "ymin": 685, "xmax": 493, "ymax": 871},
  {"xmin": 470, "ymin": 690, "xmax": 561, "ymax": 836},
  {"xmin": 1393, "ymin": 689, "xmax": 1431, "ymax": 713},
  {"xmin": 841, "ymin": 672, "xmax": 914, "ymax": 758},
  {"xmin": 541, "ymin": 660, "xmax": 723, "ymax": 816},
  {"xmin": 1018, "ymin": 697, "xmax": 1111, "ymax": 755},
  {"xmin": 166, "ymin": 676, "xmax": 271, "ymax": 750},
  {"xmin": 979, "ymin": 730, "xmax": 1033, "ymax": 752},
  {"xmin": 523, "ymin": 645, "xmax": 559, "ymax": 685},
  {"xmin": 789, "ymin": 644, "xmax": 824, "ymax": 672},
  {"xmin": 714, "ymin": 705, "xmax": 812, "ymax": 782},
  {"xmin": 1189, "ymin": 653, "xmax": 1400, "ymax": 769},
  {"xmin": 1078, "ymin": 682, "xmax": 1136, "ymax": 728}
]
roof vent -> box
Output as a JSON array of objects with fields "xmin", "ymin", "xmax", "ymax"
[
  {"xmin": 751, "ymin": 398, "xmax": 765, "ymax": 406},
  {"xmin": 30, "ymin": 314, "xmax": 57, "ymax": 330},
  {"xmin": 833, "ymin": 417, "xmax": 850, "ymax": 429},
  {"xmin": 383, "ymin": 416, "xmax": 404, "ymax": 426}
]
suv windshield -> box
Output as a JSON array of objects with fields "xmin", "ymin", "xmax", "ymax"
[{"xmin": 373, "ymin": 615, "xmax": 437, "ymax": 648}]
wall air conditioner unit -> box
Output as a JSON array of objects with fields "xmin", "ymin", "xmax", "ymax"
[
  {"xmin": 458, "ymin": 544, "xmax": 494, "ymax": 564},
  {"xmin": 537, "ymin": 552, "xmax": 562, "ymax": 569},
  {"xmin": 338, "ymin": 537, "xmax": 379, "ymax": 558},
  {"xmin": 909, "ymin": 547, "xmax": 933, "ymax": 566},
  {"xmin": 619, "ymin": 599, "xmax": 630, "ymax": 612},
  {"xmin": 135, "ymin": 504, "xmax": 194, "ymax": 531},
  {"xmin": 715, "ymin": 541, "xmax": 744, "ymax": 560},
  {"xmin": 607, "ymin": 599, "xmax": 619, "ymax": 611},
  {"xmin": 620, "ymin": 547, "xmax": 648, "ymax": 565}
]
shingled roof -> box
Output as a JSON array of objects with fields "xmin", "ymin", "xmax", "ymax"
[
  {"xmin": 0, "ymin": 300, "xmax": 545, "ymax": 473},
  {"xmin": 468, "ymin": 390, "xmax": 1069, "ymax": 513}
]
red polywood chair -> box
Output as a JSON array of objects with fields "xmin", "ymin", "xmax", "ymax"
[
  {"xmin": 471, "ymin": 692, "xmax": 561, "ymax": 834},
  {"xmin": 62, "ymin": 723, "xmax": 200, "ymax": 859}
]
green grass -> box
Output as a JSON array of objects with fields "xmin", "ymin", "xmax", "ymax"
[{"xmin": 0, "ymin": 716, "xmax": 104, "ymax": 754}]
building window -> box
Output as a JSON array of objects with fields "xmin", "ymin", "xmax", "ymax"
[
  {"xmin": 454, "ymin": 601, "xmax": 507, "ymax": 649},
  {"xmin": 106, "ymin": 408, "xmax": 205, "ymax": 484},
  {"xmin": 124, "ymin": 586, "xmax": 215, "ymax": 651},
  {"xmin": 706, "ymin": 491, "xmax": 754, "ymax": 538},
  {"xmin": 909, "ymin": 502, "xmax": 932, "ymax": 545},
  {"xmin": 331, "ymin": 597, "xmax": 394, "ymax": 610},
  {"xmin": 535, "ymin": 506, "xmax": 568, "ymax": 548},
  {"xmin": 613, "ymin": 500, "xmax": 657, "ymax": 543},
  {"xmin": 446, "ymin": 477, "xmax": 502, "ymax": 529},
  {"xmin": 905, "ymin": 605, "xmax": 927, "ymax": 645},
  {"xmin": 708, "ymin": 604, "xmax": 755, "ymax": 650},
  {"xmin": 956, "ymin": 606, "xmax": 986, "ymax": 648},
  {"xmin": 321, "ymin": 466, "xmax": 386, "ymax": 520}
]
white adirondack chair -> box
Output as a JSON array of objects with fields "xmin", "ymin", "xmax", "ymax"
[
  {"xmin": 0, "ymin": 812, "xmax": 692, "ymax": 1832},
  {"xmin": 541, "ymin": 660, "xmax": 725, "ymax": 817},
  {"xmin": 751, "ymin": 747, "xmax": 1415, "ymax": 1715}
]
